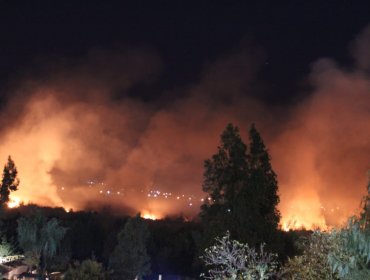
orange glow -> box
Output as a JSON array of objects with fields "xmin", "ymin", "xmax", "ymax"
[
  {"xmin": 7, "ymin": 196, "xmax": 21, "ymax": 208},
  {"xmin": 278, "ymin": 186, "xmax": 328, "ymax": 230},
  {"xmin": 0, "ymin": 35, "xmax": 367, "ymax": 229},
  {"xmin": 141, "ymin": 211, "xmax": 160, "ymax": 220},
  {"xmin": 281, "ymin": 210, "xmax": 327, "ymax": 231}
]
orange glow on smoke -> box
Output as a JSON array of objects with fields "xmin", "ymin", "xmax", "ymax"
[
  {"xmin": 0, "ymin": 34, "xmax": 368, "ymax": 230},
  {"xmin": 279, "ymin": 186, "xmax": 328, "ymax": 231},
  {"xmin": 280, "ymin": 203, "xmax": 327, "ymax": 231}
]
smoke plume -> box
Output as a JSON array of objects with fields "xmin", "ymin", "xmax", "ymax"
[{"xmin": 0, "ymin": 29, "xmax": 369, "ymax": 228}]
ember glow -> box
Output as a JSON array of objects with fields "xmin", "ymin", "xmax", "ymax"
[
  {"xmin": 141, "ymin": 211, "xmax": 159, "ymax": 221},
  {"xmin": 0, "ymin": 28, "xmax": 369, "ymax": 230},
  {"xmin": 7, "ymin": 196, "xmax": 21, "ymax": 209}
]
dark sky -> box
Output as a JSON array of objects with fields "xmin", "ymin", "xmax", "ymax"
[{"xmin": 1, "ymin": 1, "xmax": 369, "ymax": 104}]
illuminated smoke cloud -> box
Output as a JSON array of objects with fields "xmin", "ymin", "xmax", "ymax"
[
  {"xmin": 273, "ymin": 59, "xmax": 370, "ymax": 229},
  {"xmin": 0, "ymin": 29, "xmax": 368, "ymax": 228}
]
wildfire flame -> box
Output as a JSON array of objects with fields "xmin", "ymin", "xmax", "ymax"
[
  {"xmin": 279, "ymin": 195, "xmax": 328, "ymax": 231},
  {"xmin": 281, "ymin": 217, "xmax": 327, "ymax": 231},
  {"xmin": 141, "ymin": 211, "xmax": 159, "ymax": 220},
  {"xmin": 7, "ymin": 196, "xmax": 21, "ymax": 209}
]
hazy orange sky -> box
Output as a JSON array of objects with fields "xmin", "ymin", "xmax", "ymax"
[{"xmin": 0, "ymin": 26, "xmax": 369, "ymax": 230}]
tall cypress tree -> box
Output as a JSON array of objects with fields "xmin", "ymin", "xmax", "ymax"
[
  {"xmin": 0, "ymin": 156, "xmax": 19, "ymax": 206},
  {"xmin": 200, "ymin": 123, "xmax": 280, "ymax": 246},
  {"xmin": 202, "ymin": 123, "xmax": 248, "ymax": 204},
  {"xmin": 245, "ymin": 124, "xmax": 280, "ymax": 243},
  {"xmin": 200, "ymin": 123, "xmax": 249, "ymax": 242}
]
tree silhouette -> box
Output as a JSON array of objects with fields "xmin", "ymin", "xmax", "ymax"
[
  {"xmin": 200, "ymin": 123, "xmax": 249, "ymax": 242},
  {"xmin": 17, "ymin": 210, "xmax": 67, "ymax": 278},
  {"xmin": 201, "ymin": 123, "xmax": 280, "ymax": 246},
  {"xmin": 0, "ymin": 156, "xmax": 19, "ymax": 206},
  {"xmin": 109, "ymin": 214, "xmax": 151, "ymax": 280},
  {"xmin": 244, "ymin": 124, "xmax": 280, "ymax": 242}
]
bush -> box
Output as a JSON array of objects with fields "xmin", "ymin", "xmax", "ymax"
[
  {"xmin": 327, "ymin": 218, "xmax": 370, "ymax": 279},
  {"xmin": 283, "ymin": 231, "xmax": 337, "ymax": 280},
  {"xmin": 283, "ymin": 220, "xmax": 370, "ymax": 279},
  {"xmin": 200, "ymin": 232, "xmax": 279, "ymax": 280},
  {"xmin": 284, "ymin": 175, "xmax": 370, "ymax": 280},
  {"xmin": 64, "ymin": 259, "xmax": 108, "ymax": 280}
]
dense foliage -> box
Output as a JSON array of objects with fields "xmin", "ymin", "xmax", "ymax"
[
  {"xmin": 109, "ymin": 214, "xmax": 151, "ymax": 280},
  {"xmin": 17, "ymin": 210, "xmax": 67, "ymax": 277},
  {"xmin": 201, "ymin": 232, "xmax": 279, "ymax": 280},
  {"xmin": 64, "ymin": 259, "xmax": 108, "ymax": 280},
  {"xmin": 200, "ymin": 123, "xmax": 280, "ymax": 247},
  {"xmin": 0, "ymin": 234, "xmax": 13, "ymax": 257},
  {"xmin": 284, "ymin": 174, "xmax": 370, "ymax": 280},
  {"xmin": 283, "ymin": 231, "xmax": 337, "ymax": 279}
]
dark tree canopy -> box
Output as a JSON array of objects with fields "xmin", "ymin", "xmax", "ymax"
[
  {"xmin": 243, "ymin": 124, "xmax": 280, "ymax": 243},
  {"xmin": 17, "ymin": 210, "xmax": 67, "ymax": 278},
  {"xmin": 200, "ymin": 123, "xmax": 280, "ymax": 247},
  {"xmin": 109, "ymin": 214, "xmax": 151, "ymax": 280},
  {"xmin": 201, "ymin": 124, "xmax": 249, "ymax": 241},
  {"xmin": 202, "ymin": 123, "xmax": 248, "ymax": 204},
  {"xmin": 0, "ymin": 156, "xmax": 19, "ymax": 206},
  {"xmin": 64, "ymin": 259, "xmax": 108, "ymax": 280}
]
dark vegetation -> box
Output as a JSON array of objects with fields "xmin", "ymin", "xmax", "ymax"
[{"xmin": 0, "ymin": 204, "xmax": 299, "ymax": 279}]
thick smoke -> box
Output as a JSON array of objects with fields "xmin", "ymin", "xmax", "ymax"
[
  {"xmin": 273, "ymin": 59, "xmax": 370, "ymax": 228},
  {"xmin": 0, "ymin": 29, "xmax": 369, "ymax": 227}
]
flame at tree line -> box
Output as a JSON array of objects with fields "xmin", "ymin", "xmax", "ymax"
[
  {"xmin": 4, "ymin": 189, "xmax": 359, "ymax": 230},
  {"xmin": 3, "ymin": 139, "xmax": 366, "ymax": 231},
  {"xmin": 0, "ymin": 86, "xmax": 368, "ymax": 230},
  {"xmin": 1, "ymin": 86, "xmax": 369, "ymax": 230}
]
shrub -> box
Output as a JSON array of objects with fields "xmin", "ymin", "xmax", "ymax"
[
  {"xmin": 200, "ymin": 232, "xmax": 279, "ymax": 280},
  {"xmin": 283, "ymin": 231, "xmax": 337, "ymax": 280},
  {"xmin": 64, "ymin": 259, "xmax": 108, "ymax": 280},
  {"xmin": 327, "ymin": 218, "xmax": 370, "ymax": 279}
]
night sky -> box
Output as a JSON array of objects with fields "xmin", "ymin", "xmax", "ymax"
[
  {"xmin": 0, "ymin": 1, "xmax": 369, "ymax": 228},
  {"xmin": 1, "ymin": 1, "xmax": 369, "ymax": 103}
]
